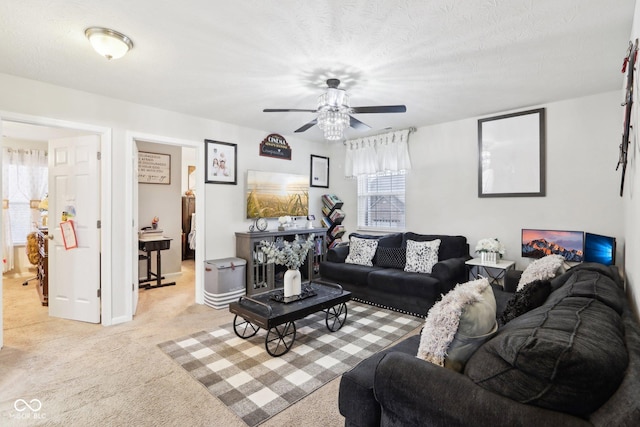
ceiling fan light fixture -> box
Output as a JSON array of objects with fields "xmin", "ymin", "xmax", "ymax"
[
  {"xmin": 317, "ymin": 90, "xmax": 350, "ymax": 140},
  {"xmin": 85, "ymin": 27, "xmax": 133, "ymax": 60}
]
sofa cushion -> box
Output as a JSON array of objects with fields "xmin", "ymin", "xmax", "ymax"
[
  {"xmin": 517, "ymin": 254, "xmax": 565, "ymax": 290},
  {"xmin": 417, "ymin": 278, "xmax": 497, "ymax": 372},
  {"xmin": 319, "ymin": 261, "xmax": 381, "ymax": 287},
  {"xmin": 402, "ymin": 233, "xmax": 468, "ymax": 260},
  {"xmin": 345, "ymin": 236, "xmax": 379, "ymax": 266},
  {"xmin": 405, "ymin": 239, "xmax": 440, "ymax": 273},
  {"xmin": 545, "ymin": 268, "xmax": 625, "ymax": 315},
  {"xmin": 498, "ymin": 279, "xmax": 551, "ymax": 326},
  {"xmin": 367, "ymin": 268, "xmax": 441, "ymax": 299},
  {"xmin": 465, "ymin": 289, "xmax": 628, "ymax": 416},
  {"xmin": 349, "ymin": 232, "xmax": 403, "ymax": 248},
  {"xmin": 374, "ymin": 246, "xmax": 406, "ymax": 269}
]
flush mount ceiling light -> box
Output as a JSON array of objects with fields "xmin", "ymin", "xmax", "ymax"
[{"xmin": 85, "ymin": 27, "xmax": 133, "ymax": 60}]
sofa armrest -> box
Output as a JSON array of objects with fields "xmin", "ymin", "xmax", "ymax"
[
  {"xmin": 374, "ymin": 352, "xmax": 589, "ymax": 427},
  {"xmin": 430, "ymin": 257, "xmax": 466, "ymax": 288},
  {"xmin": 326, "ymin": 245, "xmax": 349, "ymax": 263},
  {"xmin": 504, "ymin": 269, "xmax": 522, "ymax": 293}
]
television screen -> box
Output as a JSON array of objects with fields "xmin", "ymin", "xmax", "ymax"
[
  {"xmin": 583, "ymin": 233, "xmax": 616, "ymax": 266},
  {"xmin": 521, "ymin": 229, "xmax": 584, "ymax": 262},
  {"xmin": 246, "ymin": 170, "xmax": 309, "ymax": 218}
]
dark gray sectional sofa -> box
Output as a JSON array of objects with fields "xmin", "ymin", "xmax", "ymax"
[
  {"xmin": 319, "ymin": 232, "xmax": 470, "ymax": 317},
  {"xmin": 338, "ymin": 263, "xmax": 640, "ymax": 426}
]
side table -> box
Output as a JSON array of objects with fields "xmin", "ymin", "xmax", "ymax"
[{"xmin": 465, "ymin": 258, "xmax": 515, "ymax": 286}]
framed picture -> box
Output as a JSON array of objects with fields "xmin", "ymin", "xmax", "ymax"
[
  {"xmin": 310, "ymin": 154, "xmax": 329, "ymax": 188},
  {"xmin": 138, "ymin": 151, "xmax": 171, "ymax": 184},
  {"xmin": 478, "ymin": 108, "xmax": 546, "ymax": 197},
  {"xmin": 205, "ymin": 140, "xmax": 237, "ymax": 184}
]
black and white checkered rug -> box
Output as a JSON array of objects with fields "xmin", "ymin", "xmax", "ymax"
[{"xmin": 158, "ymin": 301, "xmax": 422, "ymax": 426}]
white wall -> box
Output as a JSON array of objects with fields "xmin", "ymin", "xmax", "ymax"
[
  {"xmin": 332, "ymin": 91, "xmax": 627, "ymax": 298},
  {"xmin": 0, "ymin": 72, "xmax": 330, "ymax": 324}
]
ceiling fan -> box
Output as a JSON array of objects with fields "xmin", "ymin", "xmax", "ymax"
[{"xmin": 263, "ymin": 78, "xmax": 406, "ymax": 140}]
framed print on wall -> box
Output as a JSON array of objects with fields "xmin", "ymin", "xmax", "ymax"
[
  {"xmin": 478, "ymin": 108, "xmax": 546, "ymax": 197},
  {"xmin": 205, "ymin": 140, "xmax": 237, "ymax": 185},
  {"xmin": 310, "ymin": 154, "xmax": 329, "ymax": 188}
]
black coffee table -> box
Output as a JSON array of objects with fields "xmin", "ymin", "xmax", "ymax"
[{"xmin": 228, "ymin": 281, "xmax": 351, "ymax": 356}]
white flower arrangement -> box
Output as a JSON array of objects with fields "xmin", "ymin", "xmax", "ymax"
[
  {"xmin": 475, "ymin": 237, "xmax": 506, "ymax": 258},
  {"xmin": 260, "ymin": 234, "xmax": 315, "ymax": 270},
  {"xmin": 278, "ymin": 216, "xmax": 292, "ymax": 226}
]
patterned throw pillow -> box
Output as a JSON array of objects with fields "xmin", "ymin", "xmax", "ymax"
[
  {"xmin": 499, "ymin": 279, "xmax": 552, "ymax": 326},
  {"xmin": 517, "ymin": 254, "xmax": 565, "ymax": 291},
  {"xmin": 404, "ymin": 239, "xmax": 440, "ymax": 273},
  {"xmin": 417, "ymin": 278, "xmax": 497, "ymax": 372},
  {"xmin": 374, "ymin": 247, "xmax": 406, "ymax": 269},
  {"xmin": 345, "ymin": 236, "xmax": 379, "ymax": 266}
]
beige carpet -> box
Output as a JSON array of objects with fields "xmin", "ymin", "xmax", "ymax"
[{"xmin": 0, "ymin": 261, "xmax": 420, "ymax": 426}]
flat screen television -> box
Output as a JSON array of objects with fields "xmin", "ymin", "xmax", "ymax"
[
  {"xmin": 521, "ymin": 229, "xmax": 584, "ymax": 262},
  {"xmin": 583, "ymin": 233, "xmax": 616, "ymax": 266},
  {"xmin": 246, "ymin": 170, "xmax": 309, "ymax": 218}
]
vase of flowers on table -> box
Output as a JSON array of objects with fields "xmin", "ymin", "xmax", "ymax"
[
  {"xmin": 475, "ymin": 237, "xmax": 505, "ymax": 265},
  {"xmin": 260, "ymin": 234, "xmax": 315, "ymax": 297}
]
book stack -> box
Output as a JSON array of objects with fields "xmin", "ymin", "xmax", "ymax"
[{"xmin": 322, "ymin": 194, "xmax": 346, "ymax": 247}]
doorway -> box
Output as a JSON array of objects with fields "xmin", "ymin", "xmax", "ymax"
[
  {"xmin": 0, "ymin": 114, "xmax": 112, "ymax": 348},
  {"xmin": 125, "ymin": 132, "xmax": 204, "ymax": 321}
]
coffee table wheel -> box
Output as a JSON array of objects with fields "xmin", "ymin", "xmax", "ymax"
[
  {"xmin": 265, "ymin": 321, "xmax": 296, "ymax": 357},
  {"xmin": 326, "ymin": 302, "xmax": 348, "ymax": 332},
  {"xmin": 233, "ymin": 315, "xmax": 259, "ymax": 339}
]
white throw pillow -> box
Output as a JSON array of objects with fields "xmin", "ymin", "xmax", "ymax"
[
  {"xmin": 517, "ymin": 254, "xmax": 565, "ymax": 291},
  {"xmin": 417, "ymin": 278, "xmax": 497, "ymax": 372},
  {"xmin": 345, "ymin": 236, "xmax": 379, "ymax": 266},
  {"xmin": 404, "ymin": 239, "xmax": 440, "ymax": 273}
]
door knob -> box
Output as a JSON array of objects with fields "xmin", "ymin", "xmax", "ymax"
[{"xmin": 47, "ymin": 234, "xmax": 54, "ymax": 240}]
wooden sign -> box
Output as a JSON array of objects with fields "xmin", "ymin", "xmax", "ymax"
[
  {"xmin": 138, "ymin": 151, "xmax": 171, "ymax": 184},
  {"xmin": 260, "ymin": 134, "xmax": 292, "ymax": 160}
]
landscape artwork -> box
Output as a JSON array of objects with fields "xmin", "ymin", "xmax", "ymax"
[
  {"xmin": 246, "ymin": 170, "xmax": 309, "ymax": 218},
  {"xmin": 521, "ymin": 229, "xmax": 584, "ymax": 262}
]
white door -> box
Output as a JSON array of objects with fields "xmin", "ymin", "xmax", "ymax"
[
  {"xmin": 48, "ymin": 135, "xmax": 101, "ymax": 323},
  {"xmin": 132, "ymin": 143, "xmax": 139, "ymax": 314}
]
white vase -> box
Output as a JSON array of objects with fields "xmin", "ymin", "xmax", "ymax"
[
  {"xmin": 481, "ymin": 252, "xmax": 497, "ymax": 264},
  {"xmin": 283, "ymin": 269, "xmax": 301, "ymax": 297}
]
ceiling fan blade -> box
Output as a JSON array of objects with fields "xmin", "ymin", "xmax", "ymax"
[
  {"xmin": 294, "ymin": 118, "xmax": 318, "ymax": 133},
  {"xmin": 350, "ymin": 105, "xmax": 407, "ymax": 114},
  {"xmin": 349, "ymin": 115, "xmax": 371, "ymax": 131},
  {"xmin": 263, "ymin": 108, "xmax": 317, "ymax": 113}
]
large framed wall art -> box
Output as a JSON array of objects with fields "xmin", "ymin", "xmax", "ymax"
[{"xmin": 478, "ymin": 108, "xmax": 546, "ymax": 197}]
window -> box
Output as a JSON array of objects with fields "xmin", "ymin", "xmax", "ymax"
[
  {"xmin": 357, "ymin": 171, "xmax": 406, "ymax": 231},
  {"xmin": 3, "ymin": 150, "xmax": 48, "ymax": 245}
]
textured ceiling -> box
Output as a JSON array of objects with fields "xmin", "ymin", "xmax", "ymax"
[{"xmin": 0, "ymin": 0, "xmax": 636, "ymax": 142}]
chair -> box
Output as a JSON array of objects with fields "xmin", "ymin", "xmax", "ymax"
[{"xmin": 22, "ymin": 231, "xmax": 40, "ymax": 286}]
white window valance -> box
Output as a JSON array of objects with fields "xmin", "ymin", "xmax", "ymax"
[{"xmin": 344, "ymin": 129, "xmax": 412, "ymax": 178}]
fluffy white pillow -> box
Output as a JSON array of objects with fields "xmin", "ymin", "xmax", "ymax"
[
  {"xmin": 517, "ymin": 254, "xmax": 565, "ymax": 291},
  {"xmin": 404, "ymin": 239, "xmax": 440, "ymax": 273},
  {"xmin": 417, "ymin": 278, "xmax": 497, "ymax": 372},
  {"xmin": 345, "ymin": 236, "xmax": 379, "ymax": 266}
]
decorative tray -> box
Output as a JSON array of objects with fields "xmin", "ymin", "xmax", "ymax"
[{"xmin": 270, "ymin": 286, "xmax": 317, "ymax": 304}]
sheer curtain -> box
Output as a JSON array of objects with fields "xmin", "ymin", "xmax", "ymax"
[
  {"xmin": 344, "ymin": 129, "xmax": 412, "ymax": 178},
  {"xmin": 2, "ymin": 148, "xmax": 48, "ymax": 272}
]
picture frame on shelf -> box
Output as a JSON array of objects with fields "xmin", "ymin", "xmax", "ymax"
[
  {"xmin": 205, "ymin": 140, "xmax": 237, "ymax": 185},
  {"xmin": 310, "ymin": 154, "xmax": 329, "ymax": 188},
  {"xmin": 478, "ymin": 108, "xmax": 546, "ymax": 198}
]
